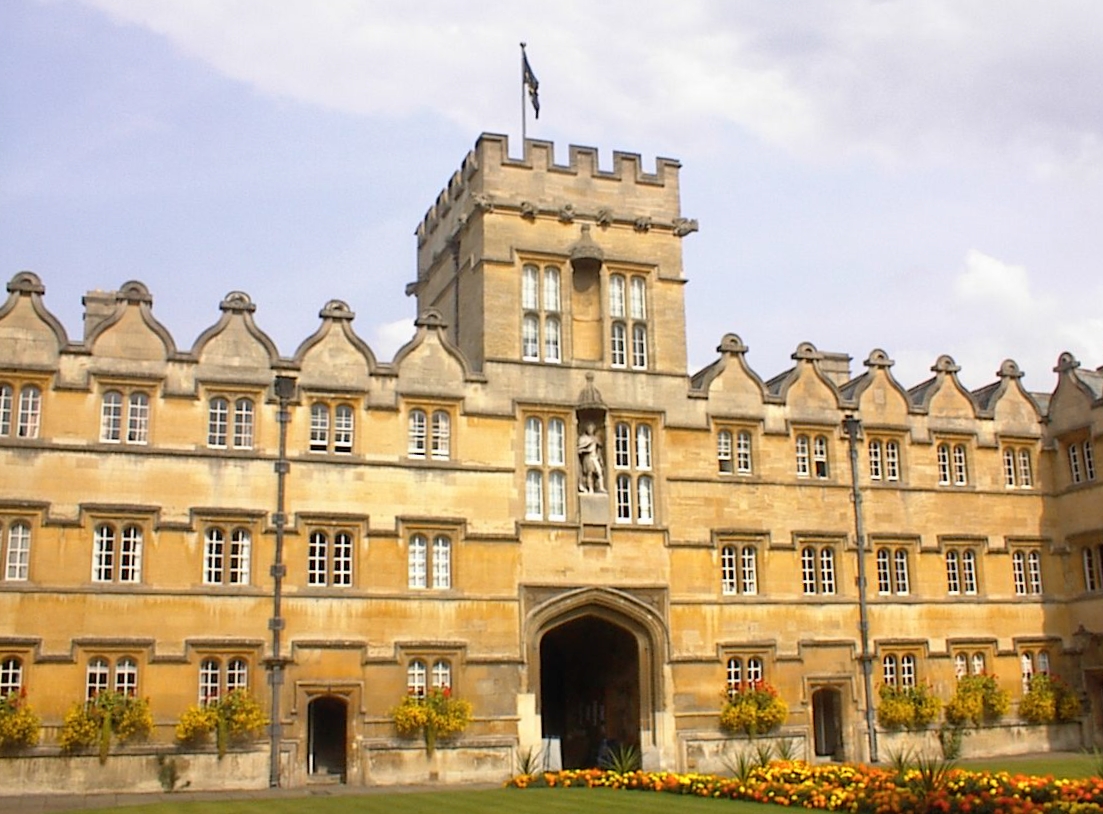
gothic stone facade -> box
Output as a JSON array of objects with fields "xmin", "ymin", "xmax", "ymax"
[{"xmin": 1, "ymin": 133, "xmax": 1102, "ymax": 786}]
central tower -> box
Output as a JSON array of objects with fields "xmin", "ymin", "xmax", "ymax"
[{"xmin": 409, "ymin": 133, "xmax": 696, "ymax": 376}]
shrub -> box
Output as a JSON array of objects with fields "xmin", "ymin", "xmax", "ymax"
[
  {"xmin": 58, "ymin": 692, "xmax": 152, "ymax": 763},
  {"xmin": 391, "ymin": 687, "xmax": 472, "ymax": 755},
  {"xmin": 719, "ymin": 681, "xmax": 788, "ymax": 737},
  {"xmin": 878, "ymin": 683, "xmax": 942, "ymax": 731},
  {"xmin": 0, "ymin": 690, "xmax": 41, "ymax": 751},
  {"xmin": 944, "ymin": 674, "xmax": 1009, "ymax": 728},
  {"xmin": 1020, "ymin": 673, "xmax": 1081, "ymax": 724}
]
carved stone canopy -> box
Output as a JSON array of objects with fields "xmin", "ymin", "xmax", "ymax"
[{"xmin": 569, "ymin": 225, "xmax": 604, "ymax": 276}]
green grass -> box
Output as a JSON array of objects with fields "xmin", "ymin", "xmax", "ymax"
[
  {"xmin": 87, "ymin": 788, "xmax": 779, "ymax": 814},
  {"xmin": 954, "ymin": 751, "xmax": 1100, "ymax": 779}
]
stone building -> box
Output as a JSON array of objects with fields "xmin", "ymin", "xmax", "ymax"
[{"xmin": 0, "ymin": 133, "xmax": 1101, "ymax": 788}]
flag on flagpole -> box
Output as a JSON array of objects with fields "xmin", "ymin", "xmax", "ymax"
[{"xmin": 521, "ymin": 45, "xmax": 540, "ymax": 119}]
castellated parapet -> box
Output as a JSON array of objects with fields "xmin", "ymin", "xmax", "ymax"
[{"xmin": 415, "ymin": 133, "xmax": 693, "ymax": 282}]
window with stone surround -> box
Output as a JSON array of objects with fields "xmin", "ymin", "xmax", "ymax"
[
  {"xmin": 3, "ymin": 520, "xmax": 31, "ymax": 581},
  {"xmin": 524, "ymin": 415, "xmax": 568, "ymax": 521},
  {"xmin": 522, "ymin": 263, "xmax": 562, "ymax": 364},
  {"xmin": 100, "ymin": 388, "xmax": 150, "ymax": 444},
  {"xmin": 720, "ymin": 543, "xmax": 758, "ymax": 596},
  {"xmin": 0, "ymin": 382, "xmax": 41, "ymax": 439}
]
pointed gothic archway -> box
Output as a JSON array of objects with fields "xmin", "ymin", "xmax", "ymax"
[{"xmin": 525, "ymin": 586, "xmax": 668, "ymax": 769}]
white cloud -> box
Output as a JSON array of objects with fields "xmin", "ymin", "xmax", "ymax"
[
  {"xmin": 370, "ymin": 318, "xmax": 415, "ymax": 363},
  {"xmin": 953, "ymin": 249, "xmax": 1034, "ymax": 314},
  {"xmin": 75, "ymin": 0, "xmax": 1103, "ymax": 172}
]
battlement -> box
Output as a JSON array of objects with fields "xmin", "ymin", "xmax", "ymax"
[{"xmin": 415, "ymin": 133, "xmax": 687, "ymax": 254}]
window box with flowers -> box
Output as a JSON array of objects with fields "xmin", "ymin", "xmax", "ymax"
[
  {"xmin": 877, "ymin": 683, "xmax": 941, "ymax": 731},
  {"xmin": 1019, "ymin": 673, "xmax": 1081, "ymax": 724},
  {"xmin": 719, "ymin": 681, "xmax": 788, "ymax": 737},
  {"xmin": 391, "ymin": 687, "xmax": 472, "ymax": 756},
  {"xmin": 944, "ymin": 674, "xmax": 1010, "ymax": 728},
  {"xmin": 174, "ymin": 689, "xmax": 267, "ymax": 758},
  {"xmin": 0, "ymin": 689, "xmax": 41, "ymax": 753},
  {"xmin": 58, "ymin": 691, "xmax": 152, "ymax": 764}
]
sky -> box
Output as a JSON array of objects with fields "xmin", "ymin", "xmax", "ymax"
[{"xmin": 2, "ymin": 1, "xmax": 1102, "ymax": 395}]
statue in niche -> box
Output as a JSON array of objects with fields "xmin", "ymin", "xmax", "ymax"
[{"xmin": 578, "ymin": 423, "xmax": 606, "ymax": 493}]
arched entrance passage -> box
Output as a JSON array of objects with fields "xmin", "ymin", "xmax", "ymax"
[
  {"xmin": 540, "ymin": 616, "xmax": 639, "ymax": 768},
  {"xmin": 307, "ymin": 695, "xmax": 347, "ymax": 781},
  {"xmin": 526, "ymin": 586, "xmax": 668, "ymax": 770},
  {"xmin": 811, "ymin": 687, "xmax": 843, "ymax": 759}
]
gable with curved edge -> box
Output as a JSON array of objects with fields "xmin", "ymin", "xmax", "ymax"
[{"xmin": 0, "ymin": 273, "xmax": 67, "ymax": 369}]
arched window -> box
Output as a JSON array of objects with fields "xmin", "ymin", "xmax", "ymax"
[
  {"xmin": 876, "ymin": 549, "xmax": 891, "ymax": 594},
  {"xmin": 233, "ymin": 398, "xmax": 255, "ymax": 449},
  {"xmin": 631, "ymin": 324, "xmax": 648, "ymax": 369},
  {"xmin": 954, "ymin": 653, "xmax": 968, "ymax": 678},
  {"xmin": 971, "ymin": 652, "xmax": 986, "ymax": 675},
  {"xmin": 101, "ymin": 391, "xmax": 123, "ymax": 442},
  {"xmin": 408, "ymin": 409, "xmax": 427, "ymax": 457},
  {"xmin": 310, "ymin": 403, "xmax": 330, "ymax": 452},
  {"xmin": 432, "ymin": 535, "xmax": 451, "ymax": 589},
  {"xmin": 737, "ymin": 431, "xmax": 753, "ymax": 473},
  {"xmin": 795, "ymin": 435, "xmax": 810, "ymax": 477},
  {"xmin": 86, "ymin": 657, "xmax": 110, "ymax": 699},
  {"xmin": 900, "ymin": 654, "xmax": 916, "ymax": 687},
  {"xmin": 894, "ymin": 549, "xmax": 910, "ymax": 595},
  {"xmin": 431, "ymin": 659, "xmax": 452, "ymax": 690},
  {"xmin": 226, "ymin": 658, "xmax": 249, "ymax": 691},
  {"xmin": 952, "ymin": 444, "xmax": 968, "ymax": 485},
  {"xmin": 430, "ymin": 411, "xmax": 451, "ymax": 459},
  {"xmin": 726, "ymin": 657, "xmax": 741, "ymax": 693},
  {"xmin": 885, "ymin": 441, "xmax": 900, "ymax": 481},
  {"xmin": 945, "ymin": 550, "xmax": 960, "ymax": 594},
  {"xmin": 937, "ymin": 443, "xmax": 951, "ymax": 485},
  {"xmin": 0, "ymin": 656, "xmax": 23, "ymax": 697},
  {"xmin": 17, "ymin": 386, "xmax": 40, "ymax": 438},
  {"xmin": 208, "ymin": 397, "xmax": 229, "ymax": 447},
  {"xmin": 0, "ymin": 384, "xmax": 12, "ymax": 436},
  {"xmin": 4, "ymin": 521, "xmax": 31, "ymax": 581},
  {"xmin": 813, "ymin": 435, "xmax": 829, "ymax": 478},
  {"xmin": 610, "ymin": 322, "xmax": 627, "ymax": 367},
  {"xmin": 115, "ymin": 657, "xmax": 138, "ymax": 696},
  {"xmin": 408, "ymin": 534, "xmax": 427, "ymax": 588},
  {"xmin": 407, "ymin": 659, "xmax": 427, "ymax": 697},
  {"xmin": 869, "ymin": 440, "xmax": 883, "ymax": 481},
  {"xmin": 333, "ymin": 404, "xmax": 354, "ymax": 454},
  {"xmin": 717, "ymin": 430, "xmax": 733, "ymax": 474},
  {"xmin": 882, "ymin": 654, "xmax": 897, "ymax": 686},
  {"xmin": 199, "ymin": 658, "xmax": 221, "ymax": 705},
  {"xmin": 127, "ymin": 392, "xmax": 149, "ymax": 443}
]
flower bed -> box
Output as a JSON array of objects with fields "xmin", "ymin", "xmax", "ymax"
[{"xmin": 506, "ymin": 762, "xmax": 1103, "ymax": 813}]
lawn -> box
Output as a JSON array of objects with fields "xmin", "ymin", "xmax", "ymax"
[
  {"xmin": 955, "ymin": 750, "xmax": 1100, "ymax": 778},
  {"xmin": 86, "ymin": 787, "xmax": 779, "ymax": 814}
]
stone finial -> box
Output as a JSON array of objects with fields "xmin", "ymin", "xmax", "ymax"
[
  {"xmin": 996, "ymin": 359, "xmax": 1023, "ymax": 379},
  {"xmin": 1054, "ymin": 352, "xmax": 1080, "ymax": 373},
  {"xmin": 7, "ymin": 271, "xmax": 45, "ymax": 295},
  {"xmin": 414, "ymin": 308, "xmax": 448, "ymax": 330},
  {"xmin": 864, "ymin": 349, "xmax": 894, "ymax": 369},
  {"xmin": 716, "ymin": 333, "xmax": 748, "ymax": 355},
  {"xmin": 791, "ymin": 341, "xmax": 823, "ymax": 362},
  {"xmin": 118, "ymin": 280, "xmax": 153, "ymax": 305},
  {"xmin": 220, "ymin": 291, "xmax": 257, "ymax": 314},
  {"xmin": 319, "ymin": 299, "xmax": 355, "ymax": 321},
  {"xmin": 931, "ymin": 355, "xmax": 961, "ymax": 374}
]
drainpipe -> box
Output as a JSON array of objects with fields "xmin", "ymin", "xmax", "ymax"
[
  {"xmin": 267, "ymin": 375, "xmax": 297, "ymax": 787},
  {"xmin": 844, "ymin": 415, "xmax": 878, "ymax": 763}
]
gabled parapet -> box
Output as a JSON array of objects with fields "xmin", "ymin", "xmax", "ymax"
[{"xmin": 0, "ymin": 272, "xmax": 69, "ymax": 368}]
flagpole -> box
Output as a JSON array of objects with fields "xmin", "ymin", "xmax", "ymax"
[{"xmin": 520, "ymin": 42, "xmax": 527, "ymax": 143}]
